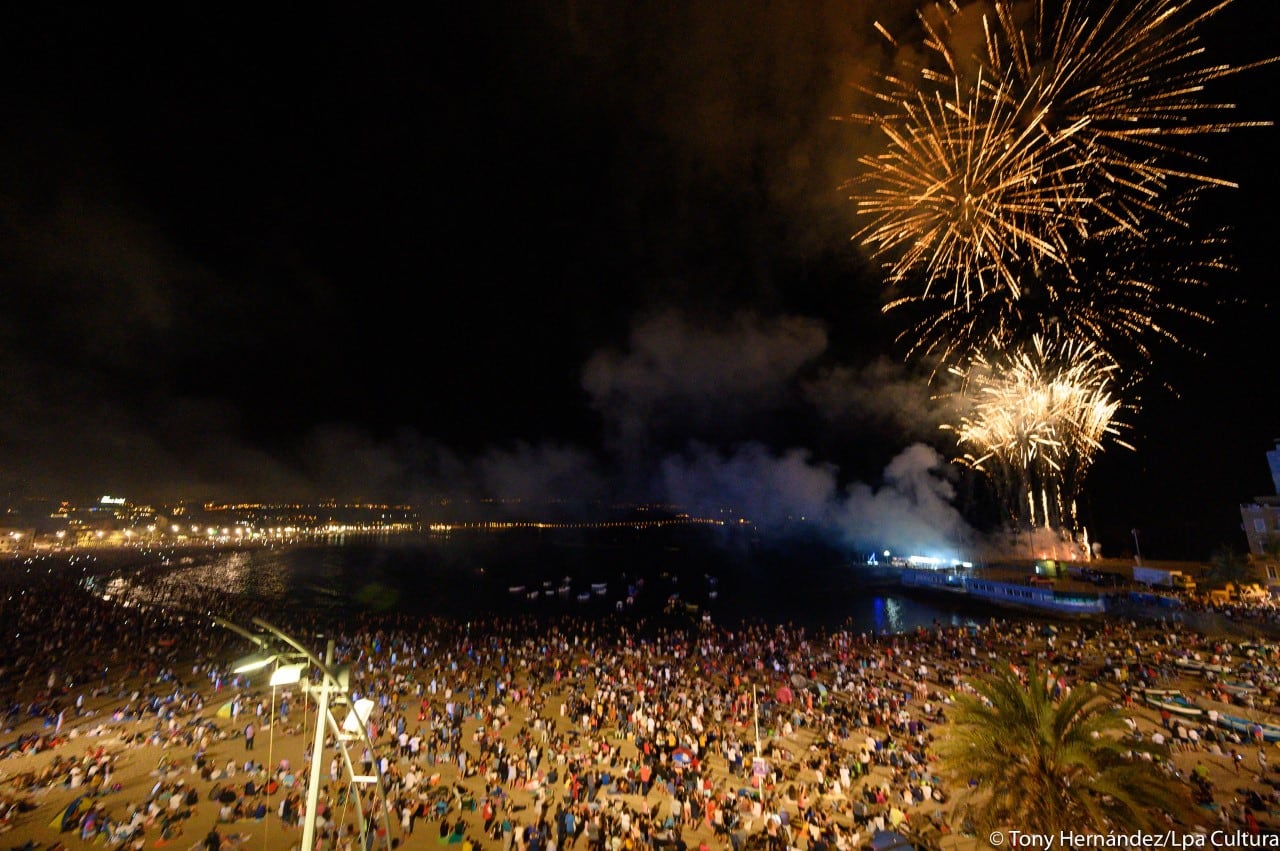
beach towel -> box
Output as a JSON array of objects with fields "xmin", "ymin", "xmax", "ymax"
[{"xmin": 50, "ymin": 796, "xmax": 84, "ymax": 831}]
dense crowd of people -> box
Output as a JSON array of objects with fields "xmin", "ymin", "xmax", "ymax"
[{"xmin": 1, "ymin": 553, "xmax": 1280, "ymax": 850}]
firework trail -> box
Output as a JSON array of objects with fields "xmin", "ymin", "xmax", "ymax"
[
  {"xmin": 892, "ymin": 191, "xmax": 1231, "ymax": 372},
  {"xmin": 981, "ymin": 0, "xmax": 1275, "ymax": 231},
  {"xmin": 848, "ymin": 0, "xmax": 1271, "ymax": 327},
  {"xmin": 850, "ymin": 69, "xmax": 1091, "ymax": 310},
  {"xmin": 846, "ymin": 0, "xmax": 1271, "ymax": 541},
  {"xmin": 941, "ymin": 334, "xmax": 1130, "ymax": 530}
]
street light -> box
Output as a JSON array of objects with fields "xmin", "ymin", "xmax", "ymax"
[
  {"xmin": 231, "ymin": 652, "xmax": 278, "ymax": 674},
  {"xmin": 211, "ymin": 616, "xmax": 394, "ymax": 851},
  {"xmin": 268, "ymin": 663, "xmax": 305, "ymax": 687}
]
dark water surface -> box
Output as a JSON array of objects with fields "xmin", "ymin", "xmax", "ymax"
[{"xmin": 99, "ymin": 526, "xmax": 988, "ymax": 634}]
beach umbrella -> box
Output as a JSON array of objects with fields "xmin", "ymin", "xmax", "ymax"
[
  {"xmin": 672, "ymin": 747, "xmax": 694, "ymax": 766},
  {"xmin": 216, "ymin": 700, "xmax": 234, "ymax": 719},
  {"xmin": 775, "ymin": 685, "xmax": 793, "ymax": 704}
]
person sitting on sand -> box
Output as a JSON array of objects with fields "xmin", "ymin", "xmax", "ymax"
[{"xmin": 158, "ymin": 815, "xmax": 183, "ymax": 843}]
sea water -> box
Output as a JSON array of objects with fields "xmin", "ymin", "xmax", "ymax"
[{"xmin": 99, "ymin": 525, "xmax": 987, "ymax": 634}]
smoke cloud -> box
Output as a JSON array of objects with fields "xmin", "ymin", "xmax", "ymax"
[
  {"xmin": 659, "ymin": 440, "xmax": 971, "ymax": 556},
  {"xmin": 582, "ymin": 310, "xmax": 828, "ymax": 452},
  {"xmin": 804, "ymin": 357, "xmax": 949, "ymax": 440}
]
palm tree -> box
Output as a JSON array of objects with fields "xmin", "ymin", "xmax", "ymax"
[
  {"xmin": 1206, "ymin": 544, "xmax": 1254, "ymax": 588},
  {"xmin": 937, "ymin": 661, "xmax": 1201, "ymax": 837}
]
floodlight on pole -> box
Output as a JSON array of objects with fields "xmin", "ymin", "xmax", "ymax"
[
  {"xmin": 269, "ymin": 662, "xmax": 305, "ymax": 686},
  {"xmin": 231, "ymin": 652, "xmax": 277, "ymax": 674},
  {"xmin": 210, "ymin": 616, "xmax": 395, "ymax": 851},
  {"xmin": 343, "ymin": 698, "xmax": 376, "ymax": 735}
]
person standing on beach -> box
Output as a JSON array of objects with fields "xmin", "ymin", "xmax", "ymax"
[
  {"xmin": 244, "ymin": 722, "xmax": 254, "ymax": 751},
  {"xmin": 501, "ymin": 812, "xmax": 514, "ymax": 851}
]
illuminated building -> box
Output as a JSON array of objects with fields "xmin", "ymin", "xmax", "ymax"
[{"xmin": 1240, "ymin": 441, "xmax": 1280, "ymax": 582}]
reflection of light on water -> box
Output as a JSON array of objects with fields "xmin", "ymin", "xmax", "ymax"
[
  {"xmin": 80, "ymin": 542, "xmax": 995, "ymax": 632},
  {"xmin": 97, "ymin": 550, "xmax": 294, "ymax": 609},
  {"xmin": 884, "ymin": 598, "xmax": 902, "ymax": 634},
  {"xmin": 870, "ymin": 597, "xmax": 904, "ymax": 633},
  {"xmin": 868, "ymin": 593, "xmax": 967, "ymax": 635}
]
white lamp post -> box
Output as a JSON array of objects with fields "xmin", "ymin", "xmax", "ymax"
[{"xmin": 217, "ymin": 616, "xmax": 394, "ymax": 851}]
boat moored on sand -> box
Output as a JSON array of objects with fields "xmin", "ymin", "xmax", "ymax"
[{"xmin": 1138, "ymin": 689, "xmax": 1204, "ymax": 716}]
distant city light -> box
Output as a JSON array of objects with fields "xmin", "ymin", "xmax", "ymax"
[{"xmin": 0, "ymin": 496, "xmax": 736, "ymax": 554}]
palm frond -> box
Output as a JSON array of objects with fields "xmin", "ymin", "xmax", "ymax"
[{"xmin": 938, "ymin": 660, "xmax": 1198, "ymax": 835}]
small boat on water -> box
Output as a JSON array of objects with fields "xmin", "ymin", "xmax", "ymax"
[
  {"xmin": 1139, "ymin": 690, "xmax": 1204, "ymax": 716},
  {"xmin": 527, "ymin": 590, "xmax": 539, "ymax": 600},
  {"xmin": 508, "ymin": 585, "xmax": 526, "ymax": 594},
  {"xmin": 577, "ymin": 592, "xmax": 591, "ymax": 602}
]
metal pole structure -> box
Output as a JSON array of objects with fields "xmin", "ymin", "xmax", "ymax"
[
  {"xmin": 213, "ymin": 617, "xmax": 394, "ymax": 851},
  {"xmin": 1132, "ymin": 528, "xmax": 1143, "ymax": 566},
  {"xmin": 752, "ymin": 684, "xmax": 760, "ymax": 756},
  {"xmin": 301, "ymin": 638, "xmax": 334, "ymax": 851},
  {"xmin": 323, "ymin": 703, "xmax": 370, "ymax": 842}
]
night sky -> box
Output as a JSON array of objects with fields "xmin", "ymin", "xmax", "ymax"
[{"xmin": 1, "ymin": 1, "xmax": 1277, "ymax": 561}]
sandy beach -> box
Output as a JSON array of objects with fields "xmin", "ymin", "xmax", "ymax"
[{"xmin": 2, "ymin": 554, "xmax": 1279, "ymax": 851}]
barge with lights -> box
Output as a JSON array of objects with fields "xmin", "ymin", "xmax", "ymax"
[{"xmin": 896, "ymin": 566, "xmax": 1108, "ymax": 616}]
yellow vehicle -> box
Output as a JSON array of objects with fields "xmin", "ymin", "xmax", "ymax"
[{"xmin": 1133, "ymin": 565, "xmax": 1196, "ymax": 593}]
